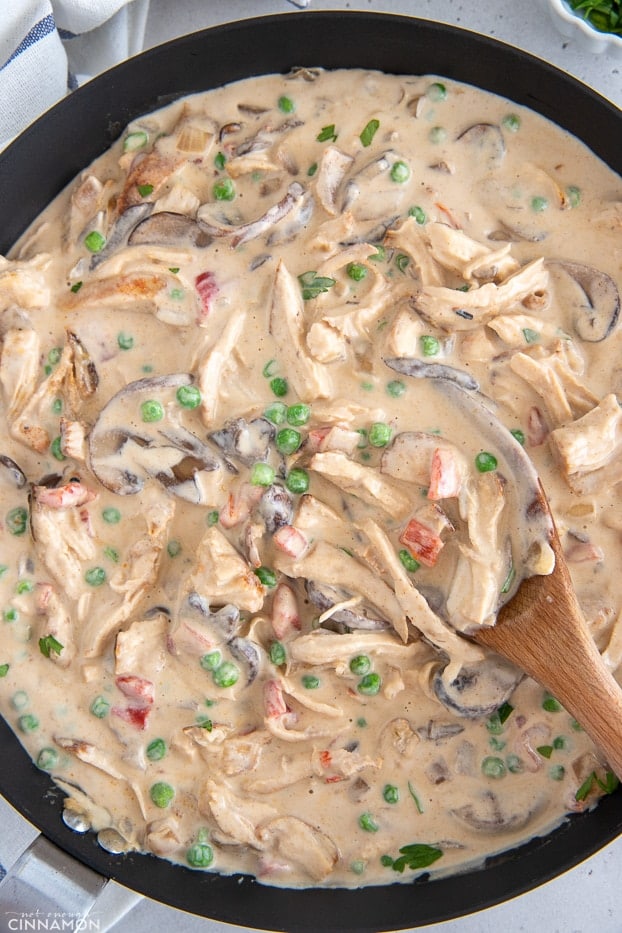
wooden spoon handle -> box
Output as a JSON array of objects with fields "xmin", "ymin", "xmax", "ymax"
[{"xmin": 475, "ymin": 534, "xmax": 622, "ymax": 780}]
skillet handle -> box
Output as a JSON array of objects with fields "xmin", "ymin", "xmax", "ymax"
[{"xmin": 0, "ymin": 834, "xmax": 140, "ymax": 931}]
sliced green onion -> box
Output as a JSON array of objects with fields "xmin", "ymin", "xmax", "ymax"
[
  {"xmin": 510, "ymin": 428, "xmax": 525, "ymax": 445},
  {"xmin": 278, "ymin": 95, "xmax": 295, "ymax": 113},
  {"xmin": 316, "ymin": 124, "xmax": 337, "ymax": 142},
  {"xmin": 359, "ymin": 118, "xmax": 380, "ymax": 147},
  {"xmin": 426, "ymin": 81, "xmax": 447, "ymax": 101},
  {"xmin": 50, "ymin": 436, "xmax": 65, "ymax": 461},
  {"xmin": 254, "ymin": 566, "xmax": 277, "ymax": 587},
  {"xmin": 0, "ymin": 663, "xmax": 9, "ymax": 677},
  {"xmin": 214, "ymin": 151, "xmax": 226, "ymax": 170},
  {"xmin": 123, "ymin": 130, "xmax": 148, "ymax": 152},
  {"xmin": 542, "ymin": 693, "xmax": 563, "ymax": 713},
  {"xmin": 39, "ymin": 634, "xmax": 63, "ymax": 658},
  {"xmin": 137, "ymin": 183, "xmax": 154, "ymax": 197}
]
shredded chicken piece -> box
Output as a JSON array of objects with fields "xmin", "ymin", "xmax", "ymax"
[
  {"xmin": 509, "ymin": 340, "xmax": 598, "ymax": 427},
  {"xmin": 549, "ymin": 394, "xmax": 622, "ymax": 493}
]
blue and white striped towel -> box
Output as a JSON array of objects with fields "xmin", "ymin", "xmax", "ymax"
[{"xmin": 0, "ymin": 0, "xmax": 150, "ymax": 149}]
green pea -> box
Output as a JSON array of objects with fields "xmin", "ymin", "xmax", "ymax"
[
  {"xmin": 176, "ymin": 384, "xmax": 202, "ymax": 409},
  {"xmin": 18, "ymin": 713, "xmax": 39, "ymax": 733},
  {"xmin": 351, "ymin": 859, "xmax": 366, "ymax": 875},
  {"xmin": 140, "ymin": 399, "xmax": 164, "ymax": 423},
  {"xmin": 357, "ymin": 673, "xmax": 381, "ymax": 696},
  {"xmin": 349, "ymin": 655, "xmax": 371, "ymax": 675},
  {"xmin": 85, "ymin": 567, "xmax": 106, "ymax": 587},
  {"xmin": 270, "ymin": 376, "xmax": 289, "ymax": 398},
  {"xmin": 386, "ymin": 380, "xmax": 406, "ymax": 398},
  {"xmin": 399, "ymin": 549, "xmax": 420, "ymax": 573},
  {"xmin": 117, "ymin": 331, "xmax": 134, "ymax": 350},
  {"xmin": 3, "ymin": 607, "xmax": 19, "ymax": 623},
  {"xmin": 138, "ymin": 183, "xmax": 154, "ymax": 198},
  {"xmin": 214, "ymin": 151, "xmax": 226, "ymax": 170},
  {"xmin": 6, "ymin": 506, "xmax": 28, "ymax": 536},
  {"xmin": 475, "ymin": 451, "xmax": 498, "ymax": 473},
  {"xmin": 486, "ymin": 711, "xmax": 504, "ymax": 735},
  {"xmin": 212, "ymin": 662, "xmax": 240, "ymax": 688},
  {"xmin": 383, "ymin": 784, "xmax": 400, "ymax": 804},
  {"xmin": 150, "ymin": 782, "xmax": 175, "ymax": 808},
  {"xmin": 0, "ymin": 663, "xmax": 9, "ymax": 677},
  {"xmin": 510, "ymin": 428, "xmax": 525, "ymax": 446},
  {"xmin": 37, "ymin": 747, "xmax": 59, "ymax": 771},
  {"xmin": 167, "ymin": 540, "xmax": 181, "ymax": 558},
  {"xmin": 481, "ymin": 756, "xmax": 506, "ymax": 778},
  {"xmin": 566, "ymin": 185, "xmax": 581, "ymax": 208},
  {"xmin": 146, "ymin": 738, "xmax": 167, "ymax": 761},
  {"xmin": 368, "ymin": 422, "xmax": 392, "ymax": 447},
  {"xmin": 264, "ymin": 401, "xmax": 288, "ymax": 424},
  {"xmin": 285, "ymin": 468, "xmax": 310, "ymax": 494},
  {"xmin": 12, "ymin": 690, "xmax": 29, "ymax": 710},
  {"xmin": 426, "ymin": 81, "xmax": 447, "ymax": 101},
  {"xmin": 420, "ymin": 335, "xmax": 440, "ymax": 357},
  {"xmin": 429, "ymin": 126, "xmax": 447, "ymax": 144},
  {"xmin": 502, "ymin": 113, "xmax": 521, "ymax": 132},
  {"xmin": 356, "ymin": 717, "xmax": 367, "ymax": 728},
  {"xmin": 408, "ymin": 205, "xmax": 427, "ymax": 225},
  {"xmin": 52, "ymin": 398, "xmax": 63, "ymax": 414},
  {"xmin": 250, "ymin": 462, "xmax": 276, "ymax": 486},
  {"xmin": 207, "ymin": 510, "xmax": 219, "ymax": 526},
  {"xmin": 213, "ymin": 178, "xmax": 235, "ymax": 201},
  {"xmin": 302, "ymin": 674, "xmax": 320, "ymax": 689},
  {"xmin": 346, "ymin": 262, "xmax": 368, "ymax": 282},
  {"xmin": 102, "ymin": 507, "xmax": 121, "ymax": 524},
  {"xmin": 90, "ymin": 695, "xmax": 110, "ymax": 718},
  {"xmin": 255, "ymin": 566, "xmax": 277, "ymax": 587},
  {"xmin": 553, "ymin": 735, "xmax": 568, "ymax": 750},
  {"xmin": 369, "ymin": 245, "xmax": 386, "ymax": 262},
  {"xmin": 84, "ymin": 230, "xmax": 106, "ymax": 253},
  {"xmin": 531, "ymin": 196, "xmax": 548, "ymax": 213},
  {"xmin": 395, "ymin": 253, "xmax": 410, "ymax": 273},
  {"xmin": 506, "ymin": 754, "xmax": 524, "ymax": 774},
  {"xmin": 275, "ymin": 428, "xmax": 302, "ymax": 455},
  {"xmin": 286, "ymin": 403, "xmax": 310, "ymax": 426},
  {"xmin": 200, "ymin": 651, "xmax": 222, "ymax": 671},
  {"xmin": 390, "ymin": 161, "xmax": 410, "ymax": 183},
  {"xmin": 278, "ymin": 95, "xmax": 295, "ymax": 113},
  {"xmin": 186, "ymin": 841, "xmax": 214, "ymax": 868},
  {"xmin": 269, "ymin": 641, "xmax": 286, "ymax": 666},
  {"xmin": 359, "ymin": 812, "xmax": 379, "ymax": 833},
  {"xmin": 550, "ymin": 764, "xmax": 566, "ymax": 781}
]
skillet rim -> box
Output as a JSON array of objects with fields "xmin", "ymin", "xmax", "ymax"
[{"xmin": 0, "ymin": 11, "xmax": 621, "ymax": 931}]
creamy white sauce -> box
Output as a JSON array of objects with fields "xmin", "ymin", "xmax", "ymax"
[{"xmin": 0, "ymin": 68, "xmax": 621, "ymax": 889}]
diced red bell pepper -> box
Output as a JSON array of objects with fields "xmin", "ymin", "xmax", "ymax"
[
  {"xmin": 399, "ymin": 517, "xmax": 444, "ymax": 567},
  {"xmin": 427, "ymin": 447, "xmax": 463, "ymax": 500},
  {"xmin": 115, "ymin": 674, "xmax": 155, "ymax": 705},
  {"xmin": 111, "ymin": 705, "xmax": 151, "ymax": 729},
  {"xmin": 195, "ymin": 270, "xmax": 218, "ymax": 322}
]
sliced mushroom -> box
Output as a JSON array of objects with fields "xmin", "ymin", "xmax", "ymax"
[
  {"xmin": 432, "ymin": 655, "xmax": 523, "ymax": 718},
  {"xmin": 305, "ymin": 579, "xmax": 390, "ymax": 632},
  {"xmin": 451, "ymin": 789, "xmax": 545, "ymax": 834},
  {"xmin": 383, "ymin": 356, "xmax": 479, "ymax": 391},
  {"xmin": 228, "ymin": 636, "xmax": 262, "ymax": 685},
  {"xmin": 90, "ymin": 202, "xmax": 153, "ymax": 267},
  {"xmin": 258, "ymin": 483, "xmax": 294, "ymax": 534},
  {"xmin": 197, "ymin": 182, "xmax": 306, "ymax": 247},
  {"xmin": 128, "ymin": 210, "xmax": 213, "ymax": 248},
  {"xmin": 88, "ymin": 373, "xmax": 222, "ymax": 501},
  {"xmin": 548, "ymin": 259, "xmax": 620, "ymax": 342},
  {"xmin": 0, "ymin": 454, "xmax": 27, "ymax": 488},
  {"xmin": 456, "ymin": 123, "xmax": 505, "ymax": 172},
  {"xmin": 208, "ymin": 417, "xmax": 274, "ymax": 466}
]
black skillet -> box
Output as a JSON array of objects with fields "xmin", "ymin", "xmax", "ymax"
[{"xmin": 0, "ymin": 12, "xmax": 621, "ymax": 932}]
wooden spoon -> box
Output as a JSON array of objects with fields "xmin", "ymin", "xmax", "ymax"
[
  {"xmin": 474, "ymin": 506, "xmax": 622, "ymax": 781},
  {"xmin": 416, "ymin": 372, "xmax": 622, "ymax": 780}
]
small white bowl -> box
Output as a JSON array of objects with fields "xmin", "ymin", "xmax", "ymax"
[{"xmin": 545, "ymin": 0, "xmax": 622, "ymax": 58}]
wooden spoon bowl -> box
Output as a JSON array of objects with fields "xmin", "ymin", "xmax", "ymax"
[{"xmin": 474, "ymin": 514, "xmax": 622, "ymax": 780}]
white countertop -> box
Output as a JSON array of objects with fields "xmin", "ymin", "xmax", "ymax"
[{"xmin": 1, "ymin": 1, "xmax": 621, "ymax": 931}]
